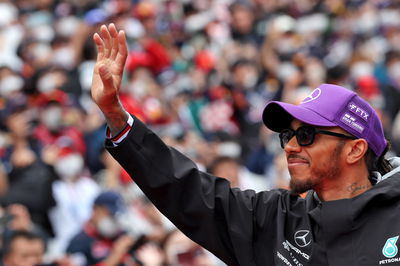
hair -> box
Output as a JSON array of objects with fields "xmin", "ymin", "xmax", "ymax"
[
  {"xmin": 207, "ymin": 156, "xmax": 240, "ymax": 174},
  {"xmin": 2, "ymin": 230, "xmax": 44, "ymax": 257},
  {"xmin": 365, "ymin": 141, "xmax": 393, "ymax": 183}
]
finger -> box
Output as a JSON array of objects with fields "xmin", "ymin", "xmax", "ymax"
[
  {"xmin": 115, "ymin": 30, "xmax": 128, "ymax": 74},
  {"xmin": 98, "ymin": 64, "xmax": 115, "ymax": 91},
  {"xmin": 100, "ymin": 24, "xmax": 112, "ymax": 58},
  {"xmin": 93, "ymin": 33, "xmax": 105, "ymax": 61},
  {"xmin": 109, "ymin": 23, "xmax": 119, "ymax": 60}
]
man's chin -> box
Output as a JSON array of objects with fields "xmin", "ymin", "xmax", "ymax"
[{"xmin": 289, "ymin": 177, "xmax": 314, "ymax": 195}]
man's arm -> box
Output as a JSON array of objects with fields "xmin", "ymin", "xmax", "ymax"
[
  {"xmin": 91, "ymin": 23, "xmax": 129, "ymax": 136},
  {"xmin": 105, "ymin": 117, "xmax": 254, "ymax": 266},
  {"xmin": 91, "ymin": 24, "xmax": 282, "ymax": 266}
]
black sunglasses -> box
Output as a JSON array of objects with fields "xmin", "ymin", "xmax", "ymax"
[{"xmin": 279, "ymin": 125, "xmax": 357, "ymax": 149}]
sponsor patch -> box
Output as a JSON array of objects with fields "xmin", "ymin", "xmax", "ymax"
[
  {"xmin": 341, "ymin": 113, "xmax": 365, "ymax": 133},
  {"xmin": 379, "ymin": 236, "xmax": 400, "ymax": 264},
  {"xmin": 294, "ymin": 230, "xmax": 311, "ymax": 248},
  {"xmin": 348, "ymin": 102, "xmax": 369, "ymax": 121}
]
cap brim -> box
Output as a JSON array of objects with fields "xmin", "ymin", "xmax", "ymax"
[{"xmin": 262, "ymin": 101, "xmax": 336, "ymax": 132}]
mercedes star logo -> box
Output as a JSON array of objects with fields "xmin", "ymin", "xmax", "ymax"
[
  {"xmin": 294, "ymin": 230, "xmax": 311, "ymax": 247},
  {"xmin": 301, "ymin": 88, "xmax": 322, "ymax": 103}
]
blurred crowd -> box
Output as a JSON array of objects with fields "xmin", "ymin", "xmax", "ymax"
[{"xmin": 0, "ymin": 0, "xmax": 399, "ymax": 265}]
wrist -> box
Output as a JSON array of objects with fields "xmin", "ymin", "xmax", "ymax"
[
  {"xmin": 102, "ymin": 105, "xmax": 129, "ymax": 136},
  {"xmin": 107, "ymin": 114, "xmax": 133, "ymax": 144}
]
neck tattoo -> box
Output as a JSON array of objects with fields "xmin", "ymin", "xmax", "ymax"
[{"xmin": 347, "ymin": 182, "xmax": 372, "ymax": 194}]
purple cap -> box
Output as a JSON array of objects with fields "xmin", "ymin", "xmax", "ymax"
[{"xmin": 263, "ymin": 84, "xmax": 387, "ymax": 156}]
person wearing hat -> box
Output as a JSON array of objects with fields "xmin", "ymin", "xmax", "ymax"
[
  {"xmin": 91, "ymin": 24, "xmax": 400, "ymax": 266},
  {"xmin": 66, "ymin": 191, "xmax": 136, "ymax": 266}
]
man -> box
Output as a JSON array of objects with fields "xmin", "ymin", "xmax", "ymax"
[
  {"xmin": 49, "ymin": 146, "xmax": 100, "ymax": 257},
  {"xmin": 66, "ymin": 190, "xmax": 136, "ymax": 266},
  {"xmin": 91, "ymin": 24, "xmax": 400, "ymax": 265},
  {"xmin": 1, "ymin": 230, "xmax": 45, "ymax": 266},
  {"xmin": 208, "ymin": 155, "xmax": 268, "ymax": 192}
]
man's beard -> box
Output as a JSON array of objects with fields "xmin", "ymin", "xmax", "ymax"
[
  {"xmin": 289, "ymin": 141, "xmax": 344, "ymax": 195},
  {"xmin": 290, "ymin": 178, "xmax": 315, "ymax": 195}
]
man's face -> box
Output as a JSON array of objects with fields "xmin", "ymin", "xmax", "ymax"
[
  {"xmin": 4, "ymin": 238, "xmax": 44, "ymax": 266},
  {"xmin": 284, "ymin": 119, "xmax": 346, "ymax": 194}
]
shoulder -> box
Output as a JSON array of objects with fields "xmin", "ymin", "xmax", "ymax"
[
  {"xmin": 67, "ymin": 230, "xmax": 95, "ymax": 254},
  {"xmin": 254, "ymin": 188, "xmax": 306, "ymax": 211}
]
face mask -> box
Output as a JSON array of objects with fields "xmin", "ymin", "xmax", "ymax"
[
  {"xmin": 217, "ymin": 141, "xmax": 241, "ymax": 158},
  {"xmin": 52, "ymin": 47, "xmax": 75, "ymax": 69},
  {"xmin": 350, "ymin": 61, "xmax": 373, "ymax": 80},
  {"xmin": 277, "ymin": 62, "xmax": 298, "ymax": 81},
  {"xmin": 128, "ymin": 80, "xmax": 147, "ymax": 100},
  {"xmin": 276, "ymin": 37, "xmax": 296, "ymax": 54},
  {"xmin": 0, "ymin": 75, "xmax": 24, "ymax": 97},
  {"xmin": 42, "ymin": 107, "xmax": 63, "ymax": 131},
  {"xmin": 356, "ymin": 11, "xmax": 378, "ymax": 34},
  {"xmin": 243, "ymin": 71, "xmax": 258, "ymax": 89},
  {"xmin": 31, "ymin": 43, "xmax": 52, "ymax": 63},
  {"xmin": 306, "ymin": 64, "xmax": 326, "ymax": 84},
  {"xmin": 96, "ymin": 216, "xmax": 119, "ymax": 238},
  {"xmin": 37, "ymin": 73, "xmax": 58, "ymax": 93},
  {"xmin": 0, "ymin": 3, "xmax": 18, "ymax": 27},
  {"xmin": 56, "ymin": 16, "xmax": 80, "ymax": 38},
  {"xmin": 78, "ymin": 61, "xmax": 95, "ymax": 92},
  {"xmin": 388, "ymin": 62, "xmax": 400, "ymax": 82},
  {"xmin": 31, "ymin": 24, "xmax": 55, "ymax": 43},
  {"xmin": 54, "ymin": 153, "xmax": 84, "ymax": 181}
]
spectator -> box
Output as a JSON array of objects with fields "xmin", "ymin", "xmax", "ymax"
[
  {"xmin": 0, "ymin": 1, "xmax": 400, "ymax": 265},
  {"xmin": 0, "ymin": 204, "xmax": 48, "ymax": 243},
  {"xmin": 66, "ymin": 190, "xmax": 136, "ymax": 266},
  {"xmin": 1, "ymin": 230, "xmax": 45, "ymax": 266},
  {"xmin": 0, "ymin": 103, "xmax": 57, "ymax": 237},
  {"xmin": 47, "ymin": 146, "xmax": 100, "ymax": 260},
  {"xmin": 208, "ymin": 155, "xmax": 268, "ymax": 192},
  {"xmin": 162, "ymin": 230, "xmax": 215, "ymax": 266}
]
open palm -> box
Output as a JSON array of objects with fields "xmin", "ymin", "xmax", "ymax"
[{"xmin": 91, "ymin": 24, "xmax": 128, "ymax": 111}]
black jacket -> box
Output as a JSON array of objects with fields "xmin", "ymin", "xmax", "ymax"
[
  {"xmin": 0, "ymin": 160, "xmax": 56, "ymax": 237},
  {"xmin": 106, "ymin": 116, "xmax": 400, "ymax": 266}
]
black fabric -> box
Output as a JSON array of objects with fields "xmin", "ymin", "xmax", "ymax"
[
  {"xmin": 106, "ymin": 115, "xmax": 400, "ymax": 266},
  {"xmin": 0, "ymin": 160, "xmax": 56, "ymax": 237},
  {"xmin": 262, "ymin": 103, "xmax": 293, "ymax": 132},
  {"xmin": 67, "ymin": 229, "xmax": 105, "ymax": 266}
]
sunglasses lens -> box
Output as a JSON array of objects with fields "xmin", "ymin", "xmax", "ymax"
[
  {"xmin": 297, "ymin": 126, "xmax": 315, "ymax": 146},
  {"xmin": 279, "ymin": 129, "xmax": 294, "ymax": 148},
  {"xmin": 279, "ymin": 126, "xmax": 317, "ymax": 148}
]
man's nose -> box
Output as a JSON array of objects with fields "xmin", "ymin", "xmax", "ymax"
[{"xmin": 284, "ymin": 135, "xmax": 302, "ymax": 153}]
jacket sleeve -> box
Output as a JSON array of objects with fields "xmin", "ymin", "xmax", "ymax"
[{"xmin": 105, "ymin": 116, "xmax": 277, "ymax": 265}]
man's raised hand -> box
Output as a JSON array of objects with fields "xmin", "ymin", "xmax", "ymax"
[{"xmin": 92, "ymin": 24, "xmax": 129, "ymax": 135}]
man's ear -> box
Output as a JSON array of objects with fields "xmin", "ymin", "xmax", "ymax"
[{"xmin": 346, "ymin": 139, "xmax": 368, "ymax": 164}]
